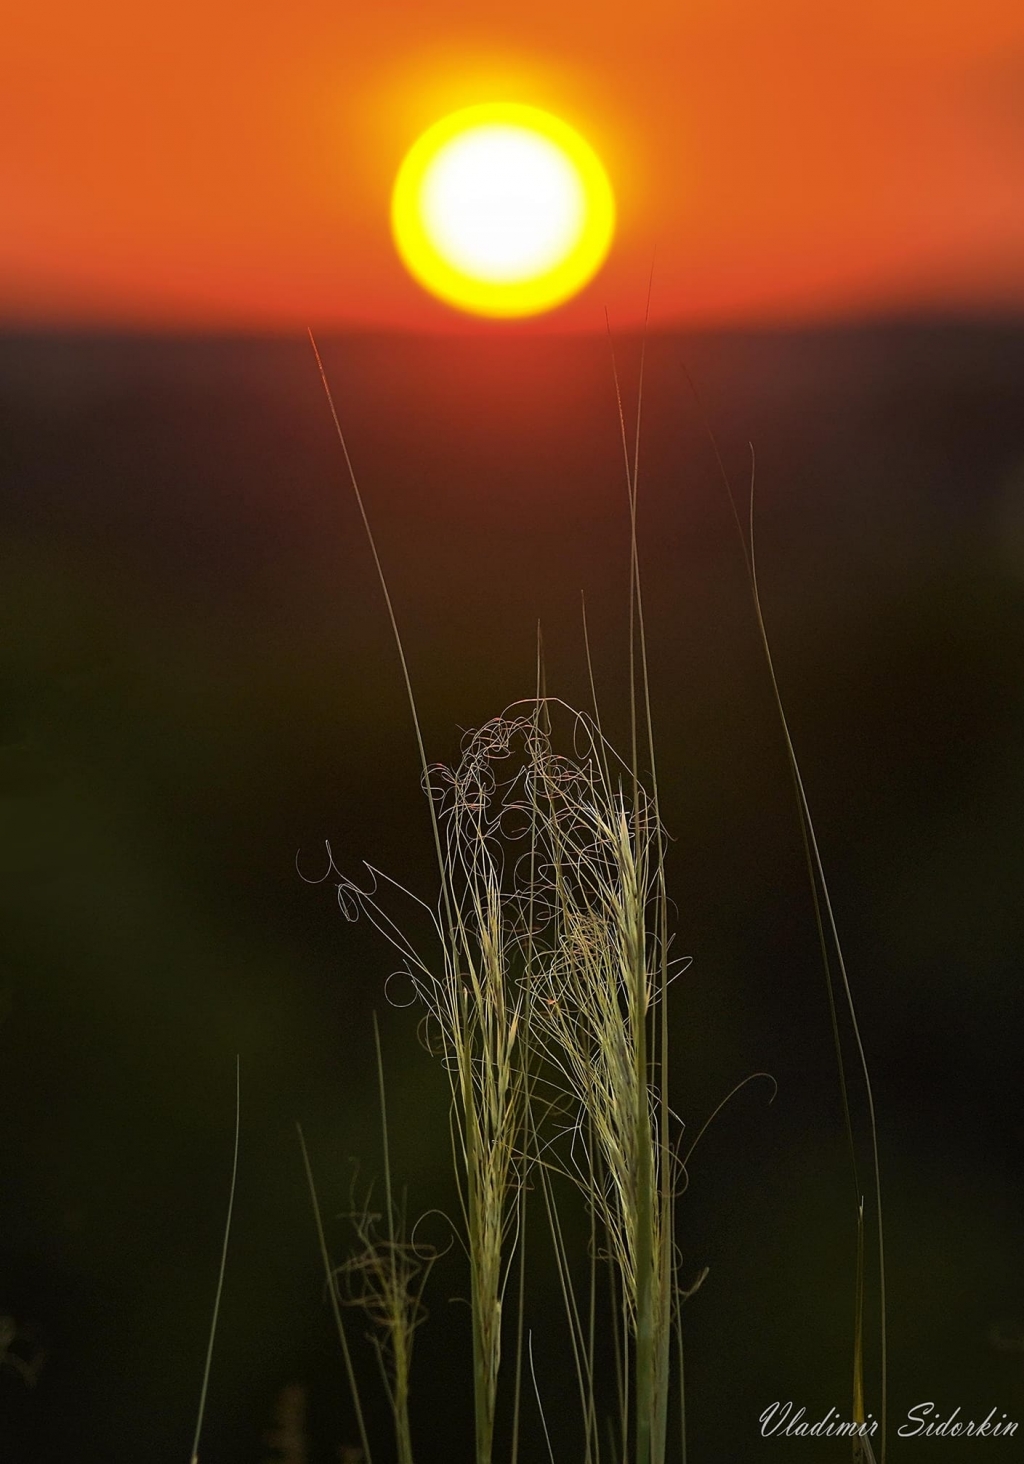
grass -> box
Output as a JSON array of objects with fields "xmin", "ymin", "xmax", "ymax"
[
  {"xmin": 684, "ymin": 377, "xmax": 888, "ymax": 1460},
  {"xmin": 331, "ymin": 1017, "xmax": 437, "ymax": 1464},
  {"xmin": 189, "ymin": 1057, "xmax": 240, "ymax": 1464},
  {"xmin": 299, "ymin": 326, "xmax": 888, "ymax": 1464},
  {"xmin": 331, "ymin": 696, "xmax": 681, "ymax": 1464}
]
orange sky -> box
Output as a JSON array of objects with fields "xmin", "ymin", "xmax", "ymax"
[{"xmin": 4, "ymin": 0, "xmax": 1023, "ymax": 331}]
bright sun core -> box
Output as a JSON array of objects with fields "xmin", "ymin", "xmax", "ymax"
[{"xmin": 391, "ymin": 104, "xmax": 615, "ymax": 318}]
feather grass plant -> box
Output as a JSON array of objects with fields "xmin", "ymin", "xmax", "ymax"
[
  {"xmin": 523, "ymin": 709, "xmax": 676, "ymax": 1464},
  {"xmin": 332, "ymin": 697, "xmax": 683, "ymax": 1464},
  {"xmin": 308, "ymin": 320, "xmax": 685, "ymax": 1463},
  {"xmin": 306, "ymin": 322, "xmax": 886, "ymax": 1464}
]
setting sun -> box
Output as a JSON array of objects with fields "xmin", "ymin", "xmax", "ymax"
[{"xmin": 390, "ymin": 103, "xmax": 616, "ymax": 318}]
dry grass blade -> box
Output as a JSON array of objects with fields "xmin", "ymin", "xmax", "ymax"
[{"xmin": 189, "ymin": 1057, "xmax": 240, "ymax": 1464}]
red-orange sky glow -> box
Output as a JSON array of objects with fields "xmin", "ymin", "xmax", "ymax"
[{"xmin": 4, "ymin": 0, "xmax": 1024, "ymax": 331}]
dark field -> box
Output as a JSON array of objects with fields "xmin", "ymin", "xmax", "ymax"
[{"xmin": 1, "ymin": 321, "xmax": 1023, "ymax": 1461}]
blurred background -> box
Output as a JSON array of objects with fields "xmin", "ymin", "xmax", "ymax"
[
  {"xmin": 1, "ymin": 323, "xmax": 1022, "ymax": 1460},
  {"xmin": 4, "ymin": 2, "xmax": 1024, "ymax": 331}
]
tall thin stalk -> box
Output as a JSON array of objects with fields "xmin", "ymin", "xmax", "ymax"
[
  {"xmin": 189, "ymin": 1057, "xmax": 240, "ymax": 1464},
  {"xmin": 607, "ymin": 292, "xmax": 676, "ymax": 1464},
  {"xmin": 683, "ymin": 372, "xmax": 888, "ymax": 1461}
]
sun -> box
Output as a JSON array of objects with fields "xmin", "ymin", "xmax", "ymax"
[{"xmin": 391, "ymin": 103, "xmax": 616, "ymax": 318}]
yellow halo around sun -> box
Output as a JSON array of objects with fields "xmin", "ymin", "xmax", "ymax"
[{"xmin": 391, "ymin": 103, "xmax": 616, "ymax": 318}]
